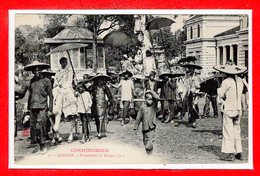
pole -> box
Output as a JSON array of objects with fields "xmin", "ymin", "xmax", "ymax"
[
  {"xmin": 66, "ymin": 50, "xmax": 92, "ymax": 133},
  {"xmin": 159, "ymin": 28, "xmax": 170, "ymax": 69}
]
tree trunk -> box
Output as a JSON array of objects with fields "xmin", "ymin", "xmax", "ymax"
[{"xmin": 93, "ymin": 23, "xmax": 98, "ymax": 73}]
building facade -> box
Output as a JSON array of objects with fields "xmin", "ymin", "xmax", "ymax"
[{"xmin": 184, "ymin": 15, "xmax": 248, "ymax": 74}]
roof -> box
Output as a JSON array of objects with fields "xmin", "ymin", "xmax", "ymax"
[
  {"xmin": 214, "ymin": 26, "xmax": 240, "ymax": 37},
  {"xmin": 186, "ymin": 14, "xmax": 239, "ymax": 23},
  {"xmin": 53, "ymin": 27, "xmax": 102, "ymax": 40}
]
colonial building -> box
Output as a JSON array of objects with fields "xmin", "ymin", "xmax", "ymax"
[{"xmin": 184, "ymin": 15, "xmax": 248, "ymax": 74}]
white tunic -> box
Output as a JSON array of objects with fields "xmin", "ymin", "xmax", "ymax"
[{"xmin": 217, "ymin": 76, "xmax": 243, "ymax": 111}]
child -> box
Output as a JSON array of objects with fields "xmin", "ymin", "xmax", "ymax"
[
  {"xmin": 110, "ymin": 70, "xmax": 135, "ymax": 126},
  {"xmin": 75, "ymin": 82, "xmax": 92, "ymax": 143},
  {"xmin": 133, "ymin": 90, "xmax": 160, "ymax": 155}
]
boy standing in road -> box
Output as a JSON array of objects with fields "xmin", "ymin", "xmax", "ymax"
[{"xmin": 134, "ymin": 90, "xmax": 160, "ymax": 155}]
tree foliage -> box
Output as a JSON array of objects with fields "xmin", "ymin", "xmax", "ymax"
[
  {"xmin": 40, "ymin": 14, "xmax": 70, "ymax": 38},
  {"xmin": 15, "ymin": 25, "xmax": 50, "ymax": 65},
  {"xmin": 150, "ymin": 27, "xmax": 186, "ymax": 59}
]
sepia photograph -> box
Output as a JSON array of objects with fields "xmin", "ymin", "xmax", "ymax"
[{"xmin": 9, "ymin": 10, "xmax": 252, "ymax": 169}]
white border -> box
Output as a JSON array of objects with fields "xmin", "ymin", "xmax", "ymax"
[{"xmin": 9, "ymin": 9, "xmax": 253, "ymax": 170}]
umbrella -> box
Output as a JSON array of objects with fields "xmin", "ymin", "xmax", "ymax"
[
  {"xmin": 46, "ymin": 43, "xmax": 88, "ymax": 81},
  {"xmin": 181, "ymin": 63, "xmax": 203, "ymax": 70},
  {"xmin": 177, "ymin": 56, "xmax": 197, "ymax": 64},
  {"xmin": 146, "ymin": 17, "xmax": 175, "ymax": 30},
  {"xmin": 200, "ymin": 77, "xmax": 218, "ymax": 94},
  {"xmin": 47, "ymin": 43, "xmax": 89, "ymax": 55},
  {"xmin": 146, "ymin": 17, "xmax": 175, "ymax": 69},
  {"xmin": 103, "ymin": 31, "xmax": 135, "ymax": 48}
]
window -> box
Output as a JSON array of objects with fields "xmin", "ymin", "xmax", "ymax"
[
  {"xmin": 197, "ymin": 24, "xmax": 200, "ymax": 38},
  {"xmin": 80, "ymin": 47, "xmax": 86, "ymax": 69},
  {"xmin": 190, "ymin": 26, "xmax": 193, "ymax": 39}
]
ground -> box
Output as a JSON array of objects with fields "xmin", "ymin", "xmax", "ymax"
[{"xmin": 13, "ymin": 107, "xmax": 249, "ymax": 166}]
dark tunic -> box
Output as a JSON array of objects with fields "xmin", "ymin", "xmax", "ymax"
[
  {"xmin": 90, "ymin": 84, "xmax": 113, "ymax": 117},
  {"xmin": 28, "ymin": 76, "xmax": 53, "ymax": 111}
]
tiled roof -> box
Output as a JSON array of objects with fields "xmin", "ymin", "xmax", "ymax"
[
  {"xmin": 214, "ymin": 26, "xmax": 240, "ymax": 37},
  {"xmin": 53, "ymin": 27, "xmax": 101, "ymax": 40}
]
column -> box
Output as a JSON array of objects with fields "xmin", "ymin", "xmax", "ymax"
[
  {"xmin": 216, "ymin": 47, "xmax": 220, "ymax": 65},
  {"xmin": 230, "ymin": 45, "xmax": 234, "ymax": 62},
  {"xmin": 223, "ymin": 46, "xmax": 227, "ymax": 64}
]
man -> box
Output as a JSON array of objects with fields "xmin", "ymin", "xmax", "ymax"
[
  {"xmin": 215, "ymin": 64, "xmax": 247, "ymax": 161},
  {"xmin": 25, "ymin": 61, "xmax": 53, "ymax": 154},
  {"xmin": 52, "ymin": 57, "xmax": 77, "ymax": 144},
  {"xmin": 202, "ymin": 72, "xmax": 220, "ymax": 118},
  {"xmin": 181, "ymin": 64, "xmax": 202, "ymax": 128},
  {"xmin": 157, "ymin": 70, "xmax": 177, "ymax": 124}
]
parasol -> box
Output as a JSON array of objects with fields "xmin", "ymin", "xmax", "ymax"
[
  {"xmin": 47, "ymin": 43, "xmax": 89, "ymax": 55},
  {"xmin": 146, "ymin": 17, "xmax": 175, "ymax": 69},
  {"xmin": 146, "ymin": 17, "xmax": 175, "ymax": 30},
  {"xmin": 177, "ymin": 56, "xmax": 197, "ymax": 64},
  {"xmin": 103, "ymin": 31, "xmax": 136, "ymax": 48},
  {"xmin": 46, "ymin": 43, "xmax": 88, "ymax": 82},
  {"xmin": 181, "ymin": 63, "xmax": 203, "ymax": 70}
]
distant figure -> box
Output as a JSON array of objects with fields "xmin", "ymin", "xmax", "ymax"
[
  {"xmin": 202, "ymin": 72, "xmax": 220, "ymax": 118},
  {"xmin": 143, "ymin": 50, "xmax": 157, "ymax": 76},
  {"xmin": 110, "ymin": 70, "xmax": 134, "ymax": 126}
]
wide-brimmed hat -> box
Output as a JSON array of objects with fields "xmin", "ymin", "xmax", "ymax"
[
  {"xmin": 181, "ymin": 63, "xmax": 202, "ymax": 70},
  {"xmin": 145, "ymin": 90, "xmax": 160, "ymax": 100},
  {"xmin": 159, "ymin": 69, "xmax": 174, "ymax": 79},
  {"xmin": 119, "ymin": 70, "xmax": 133, "ymax": 77},
  {"xmin": 24, "ymin": 61, "xmax": 50, "ymax": 71},
  {"xmin": 41, "ymin": 69, "xmax": 56, "ymax": 76},
  {"xmin": 171, "ymin": 70, "xmax": 185, "ymax": 78},
  {"xmin": 213, "ymin": 64, "xmax": 247, "ymax": 75},
  {"xmin": 89, "ymin": 73, "xmax": 112, "ymax": 82},
  {"xmin": 83, "ymin": 73, "xmax": 96, "ymax": 81}
]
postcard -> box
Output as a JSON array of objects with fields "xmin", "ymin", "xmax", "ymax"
[{"xmin": 8, "ymin": 9, "xmax": 252, "ymax": 170}]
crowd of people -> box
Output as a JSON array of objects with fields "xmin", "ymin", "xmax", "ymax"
[{"xmin": 17, "ymin": 49, "xmax": 249, "ymax": 161}]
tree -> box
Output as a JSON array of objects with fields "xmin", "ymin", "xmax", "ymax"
[
  {"xmin": 40, "ymin": 14, "xmax": 70, "ymax": 38},
  {"xmin": 15, "ymin": 25, "xmax": 50, "ymax": 65},
  {"xmin": 151, "ymin": 27, "xmax": 186, "ymax": 59},
  {"xmin": 83, "ymin": 15, "xmax": 135, "ymax": 72}
]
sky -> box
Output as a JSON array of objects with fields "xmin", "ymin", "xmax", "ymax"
[
  {"xmin": 15, "ymin": 14, "xmax": 43, "ymax": 27},
  {"xmin": 15, "ymin": 14, "xmax": 188, "ymax": 34}
]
